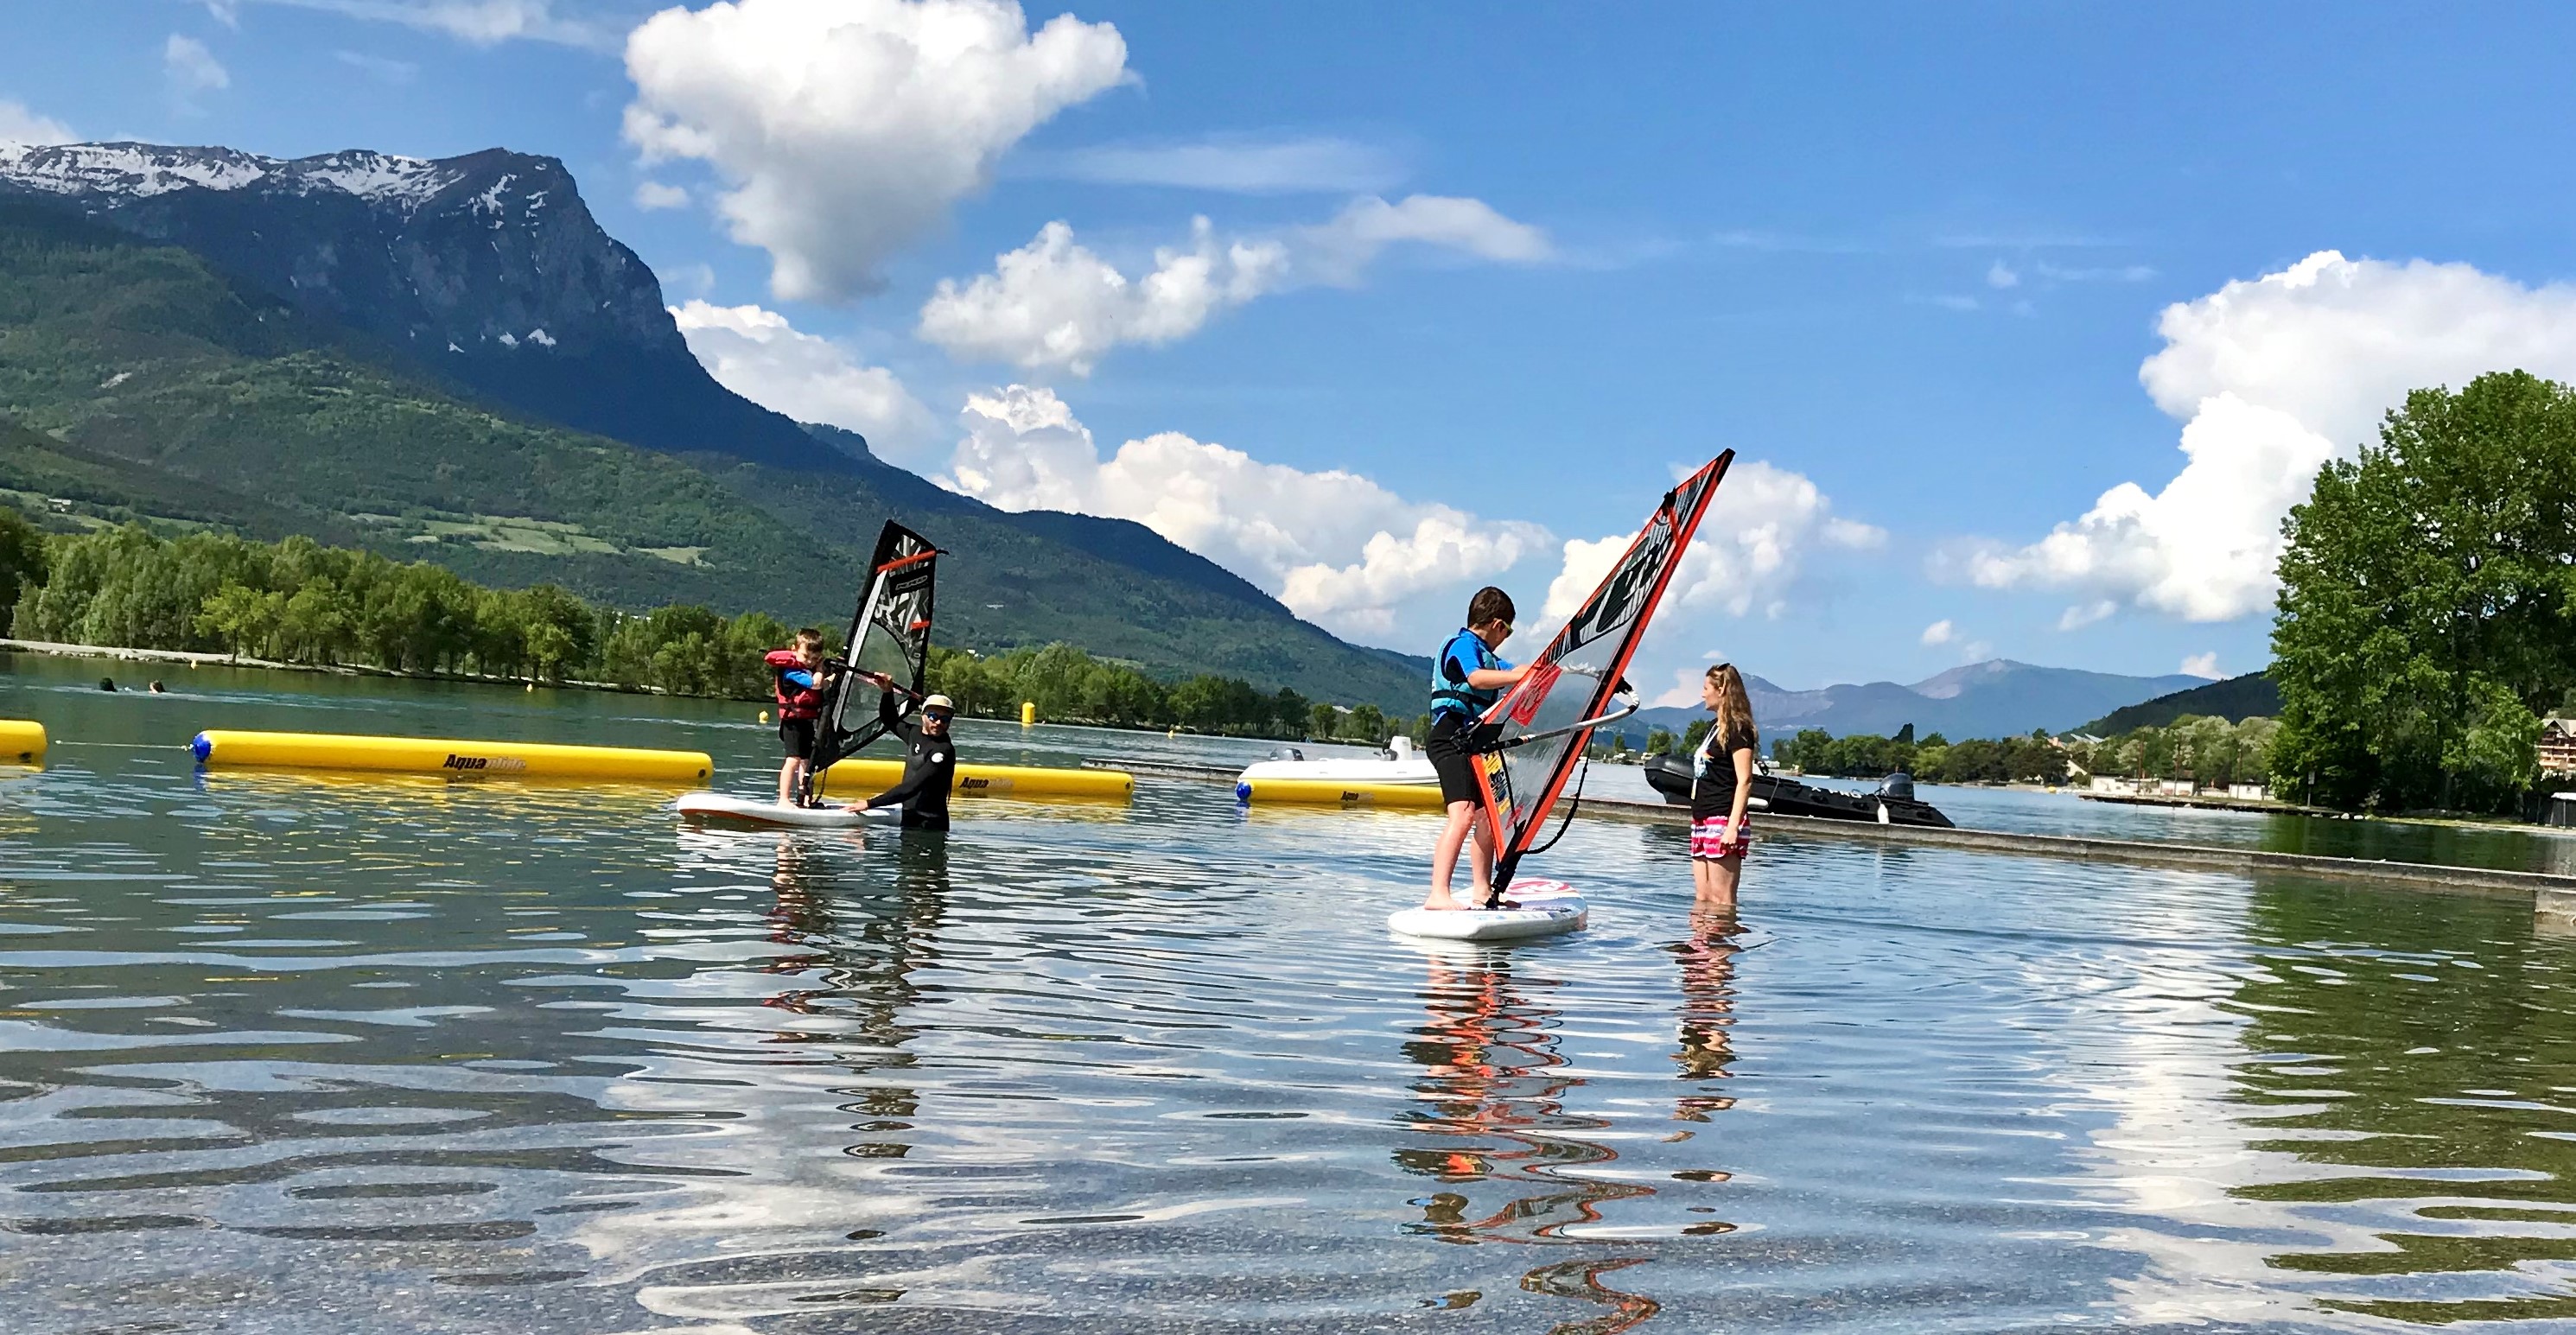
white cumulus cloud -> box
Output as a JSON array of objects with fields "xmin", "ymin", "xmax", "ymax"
[
  {"xmin": 1958, "ymin": 251, "xmax": 2576, "ymax": 623},
  {"xmin": 624, "ymin": 0, "xmax": 1129, "ymax": 302},
  {"xmin": 0, "ymin": 99, "xmax": 75, "ymax": 148},
  {"xmin": 230, "ymin": 1, "xmax": 613, "ymax": 48},
  {"xmin": 919, "ymin": 194, "xmax": 1549, "ymax": 374},
  {"xmin": 1528, "ymin": 461, "xmax": 1879, "ymax": 706},
  {"xmin": 917, "ymin": 218, "xmax": 1288, "ymax": 375},
  {"xmin": 1294, "ymin": 193, "xmax": 1551, "ymax": 286},
  {"xmin": 942, "ymin": 385, "xmax": 1549, "ymax": 640},
  {"xmin": 1920, "ymin": 619, "xmax": 1956, "ymax": 646},
  {"xmin": 2181, "ymin": 652, "xmax": 2222, "ymax": 679},
  {"xmin": 164, "ymin": 35, "xmax": 231, "ymax": 112},
  {"xmin": 633, "ymin": 180, "xmax": 690, "ymax": 210},
  {"xmin": 670, "ymin": 300, "xmax": 941, "ymax": 466},
  {"xmin": 2058, "ymin": 600, "xmax": 2117, "ymax": 631},
  {"xmin": 1544, "ymin": 461, "xmax": 1880, "ymax": 624}
]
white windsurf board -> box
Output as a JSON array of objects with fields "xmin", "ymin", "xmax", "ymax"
[
  {"xmin": 1388, "ymin": 878, "xmax": 1587, "ymax": 941},
  {"xmin": 674, "ymin": 791, "xmax": 894, "ymax": 828}
]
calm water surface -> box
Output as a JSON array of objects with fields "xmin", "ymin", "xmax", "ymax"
[
  {"xmin": 4, "ymin": 654, "xmax": 2576, "ymax": 1332},
  {"xmin": 1575, "ymin": 764, "xmax": 2576, "ymax": 875}
]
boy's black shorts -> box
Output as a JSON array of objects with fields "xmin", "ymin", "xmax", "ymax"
[
  {"xmin": 1425, "ymin": 713, "xmax": 1485, "ymax": 807},
  {"xmin": 778, "ymin": 715, "xmax": 818, "ymax": 760}
]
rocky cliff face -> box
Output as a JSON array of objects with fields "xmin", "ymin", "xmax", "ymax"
[{"xmin": 0, "ymin": 142, "xmax": 821, "ymax": 467}]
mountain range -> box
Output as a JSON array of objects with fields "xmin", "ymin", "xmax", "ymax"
[
  {"xmin": 1628, "ymin": 659, "xmax": 2210, "ymax": 744},
  {"xmin": 0, "ymin": 141, "xmax": 1424, "ymax": 706}
]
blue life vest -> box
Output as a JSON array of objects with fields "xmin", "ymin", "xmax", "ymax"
[{"xmin": 1430, "ymin": 628, "xmax": 1505, "ymax": 721}]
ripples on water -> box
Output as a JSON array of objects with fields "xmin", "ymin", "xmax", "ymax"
[{"xmin": 3, "ymin": 665, "xmax": 2576, "ymax": 1331}]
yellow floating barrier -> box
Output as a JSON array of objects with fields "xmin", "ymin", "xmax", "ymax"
[
  {"xmin": 1236, "ymin": 777, "xmax": 1447, "ymax": 810},
  {"xmin": 817, "ymin": 757, "xmax": 1132, "ymax": 801},
  {"xmin": 0, "ymin": 719, "xmax": 45, "ymax": 765},
  {"xmin": 190, "ymin": 729, "xmax": 712, "ymax": 785}
]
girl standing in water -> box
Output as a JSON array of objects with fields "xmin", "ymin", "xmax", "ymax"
[{"xmin": 1689, "ymin": 664, "xmax": 1759, "ymax": 908}]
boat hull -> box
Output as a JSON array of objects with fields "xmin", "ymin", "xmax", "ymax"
[{"xmin": 1643, "ymin": 755, "xmax": 1954, "ymax": 828}]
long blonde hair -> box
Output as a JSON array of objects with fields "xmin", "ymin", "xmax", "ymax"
[{"xmin": 1707, "ymin": 663, "xmax": 1757, "ymax": 754}]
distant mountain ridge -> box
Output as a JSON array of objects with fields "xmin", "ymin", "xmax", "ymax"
[
  {"xmin": 0, "ymin": 140, "xmax": 820, "ymax": 469},
  {"xmin": 0, "ymin": 141, "xmax": 1424, "ymax": 707},
  {"xmin": 1626, "ymin": 659, "xmax": 2208, "ymax": 743}
]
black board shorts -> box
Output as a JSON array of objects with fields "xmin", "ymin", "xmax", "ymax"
[
  {"xmin": 778, "ymin": 715, "xmax": 818, "ymax": 760},
  {"xmin": 1426, "ymin": 713, "xmax": 1484, "ymax": 807}
]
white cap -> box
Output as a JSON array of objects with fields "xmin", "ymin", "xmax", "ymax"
[{"xmin": 922, "ymin": 693, "xmax": 956, "ymax": 712}]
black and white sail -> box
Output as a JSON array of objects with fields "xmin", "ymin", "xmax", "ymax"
[{"xmin": 807, "ymin": 521, "xmax": 939, "ymax": 791}]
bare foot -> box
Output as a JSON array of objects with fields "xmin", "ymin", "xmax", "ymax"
[{"xmin": 1420, "ymin": 891, "xmax": 1468, "ymax": 911}]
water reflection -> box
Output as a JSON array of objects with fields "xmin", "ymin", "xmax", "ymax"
[
  {"xmin": 1670, "ymin": 906, "xmax": 1744, "ymax": 1130},
  {"xmin": 761, "ymin": 830, "xmax": 943, "ymax": 1185},
  {"xmin": 1398, "ymin": 947, "xmax": 1664, "ymax": 1332},
  {"xmin": 2223, "ymin": 878, "xmax": 2576, "ymax": 1323}
]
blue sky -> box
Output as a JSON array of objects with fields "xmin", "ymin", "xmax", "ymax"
[{"xmin": 10, "ymin": 2, "xmax": 2576, "ymax": 701}]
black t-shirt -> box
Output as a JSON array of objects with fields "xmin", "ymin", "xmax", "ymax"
[
  {"xmin": 868, "ymin": 716, "xmax": 956, "ymax": 830},
  {"xmin": 1690, "ymin": 725, "xmax": 1756, "ymax": 821}
]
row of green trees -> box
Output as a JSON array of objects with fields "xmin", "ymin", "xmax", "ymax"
[
  {"xmin": 3, "ymin": 520, "xmax": 798, "ymax": 696},
  {"xmin": 924, "ymin": 641, "xmax": 1396, "ymax": 741},
  {"xmin": 0, "ymin": 518, "xmax": 1388, "ymax": 740},
  {"xmin": 1760, "ymin": 724, "xmax": 2080, "ymax": 785},
  {"xmin": 2073, "ymin": 715, "xmax": 2280, "ymax": 789},
  {"xmin": 1637, "ymin": 714, "xmax": 2279, "ymax": 790}
]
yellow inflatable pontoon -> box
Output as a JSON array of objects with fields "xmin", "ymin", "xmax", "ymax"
[
  {"xmin": 0, "ymin": 719, "xmax": 45, "ymax": 765},
  {"xmin": 190, "ymin": 729, "xmax": 712, "ymax": 785},
  {"xmin": 816, "ymin": 757, "xmax": 1131, "ymax": 801},
  {"xmin": 1235, "ymin": 777, "xmax": 1447, "ymax": 810}
]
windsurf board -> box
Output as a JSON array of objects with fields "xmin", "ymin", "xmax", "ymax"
[
  {"xmin": 1387, "ymin": 877, "xmax": 1587, "ymax": 941},
  {"xmin": 675, "ymin": 791, "xmax": 895, "ymax": 829}
]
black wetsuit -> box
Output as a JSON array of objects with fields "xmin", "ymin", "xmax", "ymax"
[{"xmin": 868, "ymin": 710, "xmax": 955, "ymax": 830}]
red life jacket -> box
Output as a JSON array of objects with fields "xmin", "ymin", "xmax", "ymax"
[{"xmin": 765, "ymin": 649, "xmax": 827, "ymax": 720}]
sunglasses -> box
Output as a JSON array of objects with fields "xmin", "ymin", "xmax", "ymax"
[{"xmin": 923, "ymin": 709, "xmax": 954, "ymax": 720}]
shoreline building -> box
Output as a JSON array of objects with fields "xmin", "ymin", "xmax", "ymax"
[{"xmin": 2543, "ymin": 718, "xmax": 2576, "ymax": 777}]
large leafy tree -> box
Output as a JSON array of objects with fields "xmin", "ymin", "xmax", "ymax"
[{"xmin": 2271, "ymin": 371, "xmax": 2576, "ymax": 811}]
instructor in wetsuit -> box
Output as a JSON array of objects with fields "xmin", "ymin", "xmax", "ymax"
[{"xmin": 855, "ymin": 691, "xmax": 957, "ymax": 830}]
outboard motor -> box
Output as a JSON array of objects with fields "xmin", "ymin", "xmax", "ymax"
[
  {"xmin": 1384, "ymin": 736, "xmax": 1419, "ymax": 763},
  {"xmin": 1878, "ymin": 772, "xmax": 1917, "ymax": 802}
]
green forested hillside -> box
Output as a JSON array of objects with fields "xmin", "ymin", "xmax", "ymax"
[
  {"xmin": 0, "ymin": 199, "xmax": 1419, "ymax": 706},
  {"xmin": 2081, "ymin": 671, "xmax": 2281, "ymax": 735}
]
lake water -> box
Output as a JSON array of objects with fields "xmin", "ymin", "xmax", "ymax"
[
  {"xmin": 1574, "ymin": 760, "xmax": 2576, "ymax": 876},
  {"xmin": 6, "ymin": 653, "xmax": 2576, "ymax": 1332}
]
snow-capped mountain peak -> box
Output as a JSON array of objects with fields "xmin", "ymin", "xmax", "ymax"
[{"xmin": 0, "ymin": 143, "xmax": 480, "ymax": 214}]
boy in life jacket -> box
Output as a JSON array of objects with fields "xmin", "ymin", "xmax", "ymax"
[
  {"xmin": 766, "ymin": 628, "xmax": 839, "ymax": 806},
  {"xmin": 1422, "ymin": 586, "xmax": 1536, "ymax": 910}
]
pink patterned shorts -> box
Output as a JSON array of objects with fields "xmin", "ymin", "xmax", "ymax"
[{"xmin": 1690, "ymin": 817, "xmax": 1749, "ymax": 860}]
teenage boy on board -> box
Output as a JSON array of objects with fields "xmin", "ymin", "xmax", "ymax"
[
  {"xmin": 1422, "ymin": 587, "xmax": 1535, "ymax": 910},
  {"xmin": 765, "ymin": 628, "xmax": 838, "ymax": 806}
]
